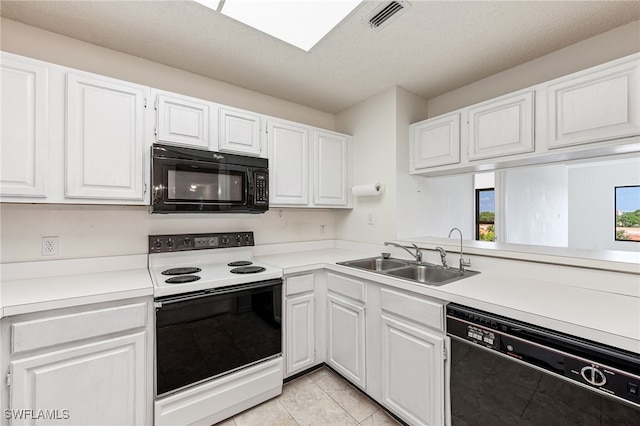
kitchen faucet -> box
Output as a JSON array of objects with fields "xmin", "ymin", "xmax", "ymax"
[
  {"xmin": 384, "ymin": 241, "xmax": 422, "ymax": 263},
  {"xmin": 448, "ymin": 227, "xmax": 471, "ymax": 272},
  {"xmin": 435, "ymin": 246, "xmax": 447, "ymax": 268}
]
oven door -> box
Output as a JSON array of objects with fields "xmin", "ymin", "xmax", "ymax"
[
  {"xmin": 152, "ymin": 154, "xmax": 250, "ymax": 213},
  {"xmin": 155, "ymin": 279, "xmax": 282, "ymax": 397}
]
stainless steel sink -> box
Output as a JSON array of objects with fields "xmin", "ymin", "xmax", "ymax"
[
  {"xmin": 338, "ymin": 257, "xmax": 409, "ymax": 271},
  {"xmin": 386, "ymin": 264, "xmax": 479, "ymax": 286},
  {"xmin": 337, "ymin": 256, "xmax": 479, "ymax": 286}
]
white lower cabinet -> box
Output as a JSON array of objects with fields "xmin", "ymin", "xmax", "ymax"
[
  {"xmin": 326, "ymin": 273, "xmax": 366, "ymax": 389},
  {"xmin": 284, "ymin": 273, "xmax": 317, "ymax": 377},
  {"xmin": 1, "ymin": 298, "xmax": 153, "ymax": 426},
  {"xmin": 380, "ymin": 315, "xmax": 446, "ymax": 426},
  {"xmin": 322, "ymin": 273, "xmax": 448, "ymax": 425},
  {"xmin": 327, "ymin": 294, "xmax": 366, "ymax": 388}
]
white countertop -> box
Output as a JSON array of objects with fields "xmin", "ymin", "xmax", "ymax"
[
  {"xmin": 1, "ymin": 243, "xmax": 638, "ymax": 355},
  {"xmin": 255, "ymin": 244, "xmax": 640, "ymax": 354},
  {"xmin": 1, "ymin": 255, "xmax": 153, "ymax": 318}
]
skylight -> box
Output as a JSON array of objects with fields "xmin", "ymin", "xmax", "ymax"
[{"xmin": 194, "ymin": 0, "xmax": 362, "ymax": 52}]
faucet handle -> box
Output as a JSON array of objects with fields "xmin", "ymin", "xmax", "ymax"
[
  {"xmin": 381, "ymin": 252, "xmax": 391, "ymax": 259},
  {"xmin": 459, "ymin": 257, "xmax": 471, "ymax": 272}
]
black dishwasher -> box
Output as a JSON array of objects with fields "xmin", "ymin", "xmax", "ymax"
[{"xmin": 446, "ymin": 303, "xmax": 640, "ymax": 425}]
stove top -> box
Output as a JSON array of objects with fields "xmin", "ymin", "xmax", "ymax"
[{"xmin": 148, "ymin": 232, "xmax": 282, "ymax": 298}]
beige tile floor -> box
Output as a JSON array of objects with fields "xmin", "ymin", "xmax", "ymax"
[{"xmin": 215, "ymin": 367, "xmax": 401, "ymax": 426}]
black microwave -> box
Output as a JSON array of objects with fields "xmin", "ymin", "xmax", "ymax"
[{"xmin": 150, "ymin": 144, "xmax": 268, "ymax": 214}]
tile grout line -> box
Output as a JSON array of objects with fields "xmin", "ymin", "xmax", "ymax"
[
  {"xmin": 275, "ymin": 398, "xmax": 300, "ymax": 426},
  {"xmin": 310, "ymin": 368, "xmax": 372, "ymax": 426}
]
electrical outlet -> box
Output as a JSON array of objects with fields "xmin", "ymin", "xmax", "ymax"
[
  {"xmin": 42, "ymin": 236, "xmax": 59, "ymax": 256},
  {"xmin": 320, "ymin": 225, "xmax": 326, "ymax": 235},
  {"xmin": 367, "ymin": 212, "xmax": 375, "ymax": 225}
]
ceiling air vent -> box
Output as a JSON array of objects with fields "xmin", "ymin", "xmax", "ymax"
[{"xmin": 367, "ymin": 0, "xmax": 409, "ymax": 30}]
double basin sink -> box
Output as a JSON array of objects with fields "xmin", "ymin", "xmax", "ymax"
[{"xmin": 337, "ymin": 256, "xmax": 479, "ymax": 286}]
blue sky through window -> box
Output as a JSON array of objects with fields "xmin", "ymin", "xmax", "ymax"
[
  {"xmin": 479, "ymin": 190, "xmax": 495, "ymax": 213},
  {"xmin": 616, "ymin": 186, "xmax": 640, "ymax": 212}
]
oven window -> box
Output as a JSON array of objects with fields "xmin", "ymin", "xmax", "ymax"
[
  {"xmin": 167, "ymin": 169, "xmax": 245, "ymax": 202},
  {"xmin": 155, "ymin": 281, "xmax": 282, "ymax": 396}
]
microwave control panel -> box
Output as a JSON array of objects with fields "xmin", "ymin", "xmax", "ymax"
[{"xmin": 254, "ymin": 172, "xmax": 268, "ymax": 205}]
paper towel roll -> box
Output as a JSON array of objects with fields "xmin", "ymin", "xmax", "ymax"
[{"xmin": 352, "ymin": 183, "xmax": 382, "ymax": 196}]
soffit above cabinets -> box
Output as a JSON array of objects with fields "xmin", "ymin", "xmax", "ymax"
[{"xmin": 0, "ymin": 1, "xmax": 638, "ymax": 113}]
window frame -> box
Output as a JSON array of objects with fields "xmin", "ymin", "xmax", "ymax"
[{"xmin": 475, "ymin": 187, "xmax": 495, "ymax": 241}]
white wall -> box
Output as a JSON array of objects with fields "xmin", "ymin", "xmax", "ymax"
[
  {"xmin": 334, "ymin": 87, "xmax": 399, "ymax": 243},
  {"xmin": 0, "ymin": 204, "xmax": 336, "ymax": 263},
  {"xmin": 395, "ymin": 88, "xmax": 430, "ymax": 239},
  {"xmin": 568, "ymin": 157, "xmax": 640, "ymax": 251}
]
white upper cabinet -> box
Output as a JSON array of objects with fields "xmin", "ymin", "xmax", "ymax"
[
  {"xmin": 547, "ymin": 55, "xmax": 640, "ymax": 148},
  {"xmin": 268, "ymin": 118, "xmax": 352, "ymax": 208},
  {"xmin": 410, "ymin": 112, "xmax": 460, "ymax": 171},
  {"xmin": 467, "ymin": 90, "xmax": 535, "ymax": 160},
  {"xmin": 154, "ymin": 91, "xmax": 216, "ymax": 150},
  {"xmin": 409, "ymin": 54, "xmax": 639, "ymax": 176},
  {"xmin": 0, "ymin": 54, "xmax": 48, "ymax": 197},
  {"xmin": 313, "ymin": 130, "xmax": 350, "ymax": 206},
  {"xmin": 66, "ymin": 73, "xmax": 149, "ymax": 201},
  {"xmin": 219, "ymin": 106, "xmax": 263, "ymax": 157},
  {"xmin": 268, "ymin": 119, "xmax": 310, "ymax": 205}
]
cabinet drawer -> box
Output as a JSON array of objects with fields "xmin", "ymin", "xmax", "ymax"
[
  {"xmin": 286, "ymin": 273, "xmax": 315, "ymax": 296},
  {"xmin": 327, "ymin": 272, "xmax": 365, "ymax": 302},
  {"xmin": 380, "ymin": 288, "xmax": 443, "ymax": 331},
  {"xmin": 11, "ymin": 302, "xmax": 148, "ymax": 354}
]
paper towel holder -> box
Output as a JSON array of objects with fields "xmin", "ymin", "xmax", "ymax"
[{"xmin": 352, "ymin": 183, "xmax": 383, "ymax": 197}]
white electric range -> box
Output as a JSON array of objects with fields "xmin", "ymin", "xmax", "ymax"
[{"xmin": 148, "ymin": 232, "xmax": 284, "ymax": 426}]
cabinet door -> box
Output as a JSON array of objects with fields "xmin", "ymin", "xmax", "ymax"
[
  {"xmin": 327, "ymin": 294, "xmax": 366, "ymax": 389},
  {"xmin": 285, "ymin": 293, "xmax": 315, "ymax": 376},
  {"xmin": 66, "ymin": 73, "xmax": 148, "ymax": 201},
  {"xmin": 411, "ymin": 112, "xmax": 460, "ymax": 171},
  {"xmin": 0, "ymin": 56, "xmax": 48, "ymax": 197},
  {"xmin": 467, "ymin": 91, "xmax": 535, "ymax": 160},
  {"xmin": 268, "ymin": 120, "xmax": 310, "ymax": 206},
  {"xmin": 547, "ymin": 56, "xmax": 640, "ymax": 148},
  {"xmin": 155, "ymin": 93, "xmax": 213, "ymax": 149},
  {"xmin": 381, "ymin": 315, "xmax": 445, "ymax": 426},
  {"xmin": 219, "ymin": 107, "xmax": 262, "ymax": 156},
  {"xmin": 313, "ymin": 130, "xmax": 350, "ymax": 206},
  {"xmin": 9, "ymin": 332, "xmax": 147, "ymax": 426}
]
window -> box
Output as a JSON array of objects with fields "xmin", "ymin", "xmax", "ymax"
[
  {"xmin": 615, "ymin": 185, "xmax": 640, "ymax": 242},
  {"xmin": 476, "ymin": 188, "xmax": 495, "ymax": 241}
]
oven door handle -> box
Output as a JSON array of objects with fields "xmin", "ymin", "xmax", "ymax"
[{"xmin": 155, "ymin": 278, "xmax": 282, "ymax": 307}]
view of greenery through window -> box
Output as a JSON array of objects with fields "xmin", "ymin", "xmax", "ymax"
[
  {"xmin": 476, "ymin": 188, "xmax": 495, "ymax": 242},
  {"xmin": 615, "ymin": 185, "xmax": 640, "ymax": 242}
]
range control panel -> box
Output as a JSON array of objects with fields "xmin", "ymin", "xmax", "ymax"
[{"xmin": 149, "ymin": 232, "xmax": 255, "ymax": 253}]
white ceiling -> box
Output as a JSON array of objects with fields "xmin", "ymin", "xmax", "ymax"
[{"xmin": 1, "ymin": 1, "xmax": 639, "ymax": 113}]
